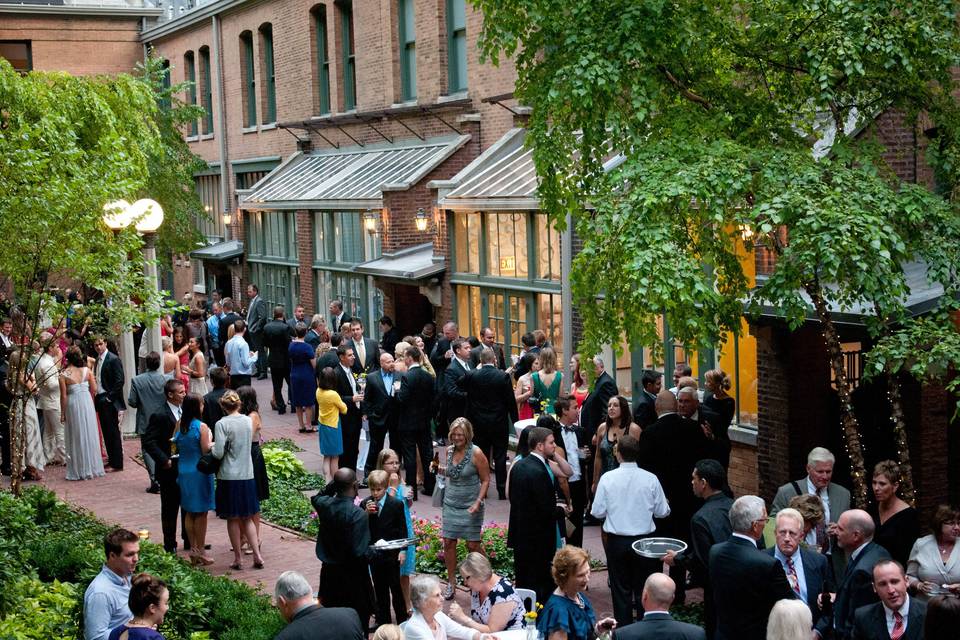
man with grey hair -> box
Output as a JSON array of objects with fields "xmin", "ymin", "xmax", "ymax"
[
  {"xmin": 612, "ymin": 573, "xmax": 706, "ymax": 640},
  {"xmin": 772, "ymin": 446, "xmax": 852, "ymax": 579},
  {"xmin": 709, "ymin": 495, "xmax": 796, "ymax": 640},
  {"xmin": 815, "ymin": 509, "xmax": 891, "ymax": 640},
  {"xmin": 764, "ymin": 508, "xmax": 830, "ymax": 625},
  {"xmin": 273, "ymin": 570, "xmax": 364, "ymax": 640}
]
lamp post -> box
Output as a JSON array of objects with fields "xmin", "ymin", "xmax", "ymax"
[{"xmin": 102, "ymin": 200, "xmax": 137, "ymax": 434}]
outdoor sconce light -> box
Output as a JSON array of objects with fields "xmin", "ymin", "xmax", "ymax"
[
  {"xmin": 415, "ymin": 207, "xmax": 429, "ymax": 232},
  {"xmin": 364, "ymin": 208, "xmax": 380, "ymax": 234},
  {"xmin": 222, "ymin": 211, "xmax": 233, "ymax": 226}
]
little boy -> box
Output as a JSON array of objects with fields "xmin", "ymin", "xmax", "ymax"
[{"xmin": 361, "ymin": 470, "xmax": 409, "ymax": 627}]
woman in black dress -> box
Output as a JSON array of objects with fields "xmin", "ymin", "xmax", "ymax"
[
  {"xmin": 238, "ymin": 385, "xmax": 269, "ymax": 554},
  {"xmin": 871, "ymin": 459, "xmax": 921, "ymax": 566},
  {"xmin": 703, "ymin": 368, "xmax": 736, "ymax": 428}
]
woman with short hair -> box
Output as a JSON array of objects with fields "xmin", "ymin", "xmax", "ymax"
[
  {"xmin": 537, "ymin": 546, "xmax": 615, "ymax": 640},
  {"xmin": 765, "ymin": 598, "xmax": 811, "ymax": 640},
  {"xmin": 907, "ymin": 504, "xmax": 960, "ymax": 600},
  {"xmin": 871, "ymin": 459, "xmax": 921, "ymax": 566},
  {"xmin": 447, "ymin": 552, "xmax": 525, "ymax": 633},
  {"xmin": 401, "ymin": 575, "xmax": 489, "ymax": 640}
]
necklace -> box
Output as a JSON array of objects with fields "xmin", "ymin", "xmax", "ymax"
[{"xmin": 128, "ymin": 618, "xmax": 154, "ymax": 628}]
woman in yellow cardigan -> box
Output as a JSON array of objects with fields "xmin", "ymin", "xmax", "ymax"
[{"xmin": 316, "ymin": 366, "xmax": 348, "ymax": 482}]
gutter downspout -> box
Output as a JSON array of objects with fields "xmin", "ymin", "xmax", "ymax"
[{"xmin": 212, "ymin": 14, "xmax": 231, "ymax": 241}]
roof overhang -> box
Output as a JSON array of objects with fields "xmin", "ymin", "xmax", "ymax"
[
  {"xmin": 189, "ymin": 239, "xmax": 244, "ymax": 262},
  {"xmin": 353, "ymin": 243, "xmax": 445, "ymax": 282},
  {"xmin": 0, "ymin": 2, "xmax": 163, "ymax": 16}
]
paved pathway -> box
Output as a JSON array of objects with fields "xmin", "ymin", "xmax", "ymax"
[{"xmin": 26, "ymin": 375, "xmax": 703, "ymax": 629}]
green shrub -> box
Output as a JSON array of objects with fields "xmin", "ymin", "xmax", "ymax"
[
  {"xmin": 261, "ymin": 437, "xmax": 303, "ymax": 453},
  {"xmin": 262, "ymin": 448, "xmax": 308, "ymax": 483},
  {"xmin": 27, "ymin": 531, "xmax": 102, "ymax": 583},
  {"xmin": 260, "ymin": 482, "xmax": 320, "ymax": 537},
  {"xmin": 0, "ymin": 577, "xmax": 80, "ymax": 639}
]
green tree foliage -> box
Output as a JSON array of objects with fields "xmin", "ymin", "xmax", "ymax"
[{"xmin": 474, "ymin": 0, "xmax": 960, "ymax": 506}]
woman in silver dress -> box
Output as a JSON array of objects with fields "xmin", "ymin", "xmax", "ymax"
[
  {"xmin": 59, "ymin": 345, "xmax": 105, "ymax": 480},
  {"xmin": 438, "ymin": 417, "xmax": 489, "ymax": 600}
]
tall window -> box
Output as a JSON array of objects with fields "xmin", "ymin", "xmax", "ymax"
[
  {"xmin": 338, "ymin": 0, "xmax": 357, "ymax": 110},
  {"xmin": 313, "ymin": 6, "xmax": 331, "ymax": 114},
  {"xmin": 159, "ymin": 59, "xmax": 172, "ymax": 111},
  {"xmin": 199, "ymin": 46, "xmax": 213, "ymax": 135},
  {"xmin": 398, "ymin": 0, "xmax": 416, "ymax": 101},
  {"xmin": 0, "ymin": 41, "xmax": 31, "ymax": 73},
  {"xmin": 445, "ymin": 0, "xmax": 466, "ymax": 93},
  {"xmin": 240, "ymin": 31, "xmax": 257, "ymax": 127},
  {"xmin": 259, "ymin": 24, "xmax": 277, "ymax": 124},
  {"xmin": 184, "ymin": 51, "xmax": 197, "ymax": 136}
]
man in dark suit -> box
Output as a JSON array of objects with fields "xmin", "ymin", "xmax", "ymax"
[
  {"xmin": 274, "ymin": 570, "xmax": 364, "ymax": 640},
  {"xmin": 286, "ymin": 304, "xmax": 307, "ymax": 332},
  {"xmin": 507, "ymin": 426, "xmax": 563, "ymax": 605},
  {"xmin": 142, "ymin": 379, "xmax": 187, "ymax": 553},
  {"xmin": 441, "ymin": 338, "xmax": 472, "ymax": 427},
  {"xmin": 469, "ymin": 327, "xmax": 506, "ymax": 370},
  {"xmin": 639, "ymin": 391, "xmax": 712, "ymax": 601},
  {"xmin": 816, "ymin": 509, "xmax": 892, "ymax": 640},
  {"xmin": 613, "ymin": 573, "xmax": 706, "ymax": 640},
  {"xmin": 677, "ymin": 386, "xmax": 730, "ymax": 468},
  {"xmin": 263, "ymin": 306, "xmax": 293, "ymax": 414},
  {"xmin": 663, "ymin": 459, "xmax": 733, "ymax": 640},
  {"xmin": 93, "ymin": 337, "xmax": 126, "ymax": 471},
  {"xmin": 333, "ymin": 344, "xmax": 365, "ymax": 471},
  {"xmin": 360, "ymin": 470, "xmax": 409, "ymax": 626},
  {"xmin": 311, "ymin": 469, "xmax": 375, "ymax": 634},
  {"xmin": 766, "ymin": 508, "xmax": 832, "ymax": 626},
  {"xmin": 396, "ymin": 346, "xmax": 436, "ymax": 498},
  {"xmin": 202, "ymin": 367, "xmax": 229, "ymax": 428},
  {"xmin": 709, "ymin": 495, "xmax": 796, "ymax": 640},
  {"xmin": 378, "ymin": 316, "xmax": 400, "ymax": 358},
  {"xmin": 329, "ymin": 300, "xmax": 352, "ymax": 333},
  {"xmin": 244, "ymin": 284, "xmax": 269, "ymax": 379},
  {"xmin": 127, "ymin": 351, "xmax": 167, "ymax": 493},
  {"xmin": 552, "ymin": 397, "xmax": 589, "ymax": 547},
  {"xmin": 361, "ymin": 352, "xmax": 399, "ymax": 481},
  {"xmin": 852, "ymin": 560, "xmax": 925, "ymax": 640},
  {"xmin": 458, "ymin": 347, "xmax": 518, "ymax": 499},
  {"xmin": 579, "ymin": 355, "xmax": 618, "ymax": 442},
  {"xmin": 348, "ymin": 319, "xmax": 380, "ymax": 374},
  {"xmin": 632, "ymin": 369, "xmax": 662, "ymax": 429},
  {"xmin": 429, "ymin": 321, "xmax": 460, "ymax": 443},
  {"xmin": 509, "ymin": 332, "xmax": 539, "ymax": 381},
  {"xmin": 216, "ymin": 298, "xmax": 240, "ymax": 366}
]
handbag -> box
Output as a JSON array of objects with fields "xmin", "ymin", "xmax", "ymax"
[
  {"xmin": 431, "ymin": 476, "xmax": 446, "ymax": 508},
  {"xmin": 197, "ymin": 438, "xmax": 229, "ymax": 475}
]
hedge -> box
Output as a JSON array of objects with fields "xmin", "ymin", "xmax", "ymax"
[{"xmin": 0, "ymin": 487, "xmax": 284, "ymax": 640}]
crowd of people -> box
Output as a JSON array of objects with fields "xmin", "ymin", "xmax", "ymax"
[{"xmin": 4, "ymin": 287, "xmax": 960, "ymax": 640}]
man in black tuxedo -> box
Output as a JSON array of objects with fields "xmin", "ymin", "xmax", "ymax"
[
  {"xmin": 613, "ymin": 573, "xmax": 706, "ymax": 640},
  {"xmin": 469, "ymin": 327, "xmax": 506, "ymax": 370},
  {"xmin": 216, "ymin": 298, "xmax": 240, "ymax": 366},
  {"xmin": 93, "ymin": 337, "xmax": 126, "ymax": 471},
  {"xmin": 429, "ymin": 321, "xmax": 460, "ymax": 443},
  {"xmin": 202, "ymin": 367, "xmax": 228, "ymax": 429},
  {"xmin": 274, "ymin": 570, "xmax": 364, "ymax": 640},
  {"xmin": 458, "ymin": 347, "xmax": 518, "ymax": 499},
  {"xmin": 678, "ymin": 386, "xmax": 730, "ymax": 468},
  {"xmin": 766, "ymin": 508, "xmax": 832, "ymax": 626},
  {"xmin": 441, "ymin": 338, "xmax": 472, "ymax": 427},
  {"xmin": 632, "ymin": 369, "xmax": 662, "ymax": 429},
  {"xmin": 509, "ymin": 332, "xmax": 539, "ymax": 381},
  {"xmin": 142, "ymin": 379, "xmax": 188, "ymax": 553},
  {"xmin": 709, "ymin": 495, "xmax": 796, "ymax": 640},
  {"xmin": 348, "ymin": 319, "xmax": 380, "ymax": 374},
  {"xmin": 663, "ymin": 459, "xmax": 733, "ymax": 640},
  {"xmin": 552, "ymin": 397, "xmax": 588, "ymax": 546},
  {"xmin": 263, "ymin": 305, "xmax": 293, "ymax": 414},
  {"xmin": 396, "ymin": 346, "xmax": 436, "ymax": 498},
  {"xmin": 360, "ymin": 470, "xmax": 409, "ymax": 626},
  {"xmin": 361, "ymin": 352, "xmax": 399, "ymax": 481},
  {"xmin": 852, "ymin": 560, "xmax": 925, "ymax": 640},
  {"xmin": 333, "ymin": 344, "xmax": 365, "ymax": 471},
  {"xmin": 816, "ymin": 509, "xmax": 891, "ymax": 640},
  {"xmin": 507, "ymin": 426, "xmax": 563, "ymax": 606}
]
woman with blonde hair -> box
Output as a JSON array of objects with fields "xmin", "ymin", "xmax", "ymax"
[
  {"xmin": 160, "ymin": 336, "xmax": 181, "ymax": 382},
  {"xmin": 531, "ymin": 346, "xmax": 563, "ymax": 415},
  {"xmin": 765, "ymin": 598, "xmax": 811, "ymax": 640},
  {"xmin": 401, "ymin": 335, "xmax": 436, "ymax": 377},
  {"xmin": 703, "ymin": 368, "xmax": 735, "ymax": 428},
  {"xmin": 872, "ymin": 459, "xmax": 920, "ymax": 566}
]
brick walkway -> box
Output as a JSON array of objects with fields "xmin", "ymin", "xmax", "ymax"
[{"xmin": 25, "ymin": 375, "xmax": 707, "ymax": 627}]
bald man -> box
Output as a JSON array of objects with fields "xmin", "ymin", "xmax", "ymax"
[
  {"xmin": 613, "ymin": 574, "xmax": 705, "ymax": 640},
  {"xmin": 815, "ymin": 509, "xmax": 891, "ymax": 640}
]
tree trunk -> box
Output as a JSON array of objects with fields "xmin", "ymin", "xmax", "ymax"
[
  {"xmin": 9, "ymin": 395, "xmax": 24, "ymax": 497},
  {"xmin": 803, "ymin": 280, "xmax": 870, "ymax": 509},
  {"xmin": 886, "ymin": 375, "xmax": 916, "ymax": 505}
]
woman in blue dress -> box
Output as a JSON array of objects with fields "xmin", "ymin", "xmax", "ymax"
[
  {"xmin": 173, "ymin": 393, "xmax": 215, "ymax": 566},
  {"xmin": 538, "ymin": 546, "xmax": 615, "ymax": 640},
  {"xmin": 288, "ymin": 324, "xmax": 318, "ymax": 432}
]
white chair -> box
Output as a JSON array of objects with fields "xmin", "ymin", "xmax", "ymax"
[{"xmin": 515, "ymin": 587, "xmax": 537, "ymax": 612}]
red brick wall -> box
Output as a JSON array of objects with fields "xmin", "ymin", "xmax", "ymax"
[
  {"xmin": 295, "ymin": 210, "xmax": 316, "ymax": 314},
  {"xmin": 754, "ymin": 323, "xmax": 793, "ymax": 502},
  {"xmin": 729, "ymin": 441, "xmax": 759, "ymax": 497},
  {"xmin": 1, "ymin": 14, "xmax": 144, "ymax": 75}
]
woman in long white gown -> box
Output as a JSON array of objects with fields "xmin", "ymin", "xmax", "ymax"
[
  {"xmin": 60, "ymin": 345, "xmax": 104, "ymax": 481},
  {"xmin": 6, "ymin": 349, "xmax": 45, "ymax": 480}
]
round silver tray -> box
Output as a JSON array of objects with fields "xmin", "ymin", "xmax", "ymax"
[
  {"xmin": 370, "ymin": 537, "xmax": 417, "ymax": 551},
  {"xmin": 632, "ymin": 537, "xmax": 687, "ymax": 558}
]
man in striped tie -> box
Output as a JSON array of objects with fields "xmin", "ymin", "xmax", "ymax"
[
  {"xmin": 851, "ymin": 560, "xmax": 926, "ymax": 640},
  {"xmin": 766, "ymin": 508, "xmax": 831, "ymax": 626}
]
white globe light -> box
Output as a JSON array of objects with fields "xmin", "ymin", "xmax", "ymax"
[
  {"xmin": 102, "ymin": 199, "xmax": 132, "ymax": 230},
  {"xmin": 129, "ymin": 198, "xmax": 165, "ymax": 233}
]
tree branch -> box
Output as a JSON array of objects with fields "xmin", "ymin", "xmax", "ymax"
[{"xmin": 658, "ymin": 66, "xmax": 713, "ymax": 110}]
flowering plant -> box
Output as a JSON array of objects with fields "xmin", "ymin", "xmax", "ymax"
[
  {"xmin": 412, "ymin": 517, "xmax": 514, "ymax": 579},
  {"xmin": 523, "ymin": 602, "xmax": 543, "ymax": 621}
]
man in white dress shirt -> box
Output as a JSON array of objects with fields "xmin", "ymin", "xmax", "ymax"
[
  {"xmin": 590, "ymin": 434, "xmax": 670, "ymax": 626},
  {"xmin": 852, "ymin": 560, "xmax": 926, "ymax": 640},
  {"xmin": 36, "ymin": 340, "xmax": 65, "ymax": 465}
]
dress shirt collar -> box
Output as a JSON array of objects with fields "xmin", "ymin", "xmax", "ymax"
[
  {"xmin": 883, "ymin": 596, "xmax": 910, "ymax": 627},
  {"xmin": 732, "ymin": 532, "xmax": 759, "ymax": 545},
  {"xmin": 408, "ymin": 362, "xmax": 420, "ymax": 369},
  {"xmin": 850, "ymin": 540, "xmax": 871, "ymax": 563},
  {"xmin": 101, "ymin": 564, "xmax": 131, "ymax": 586},
  {"xmin": 643, "ymin": 610, "xmax": 670, "ymax": 618},
  {"xmin": 166, "ymin": 401, "xmax": 182, "ymax": 420},
  {"xmin": 657, "ymin": 411, "xmax": 677, "ymax": 418},
  {"xmin": 774, "ymin": 546, "xmax": 799, "ymax": 564},
  {"xmin": 530, "ymin": 452, "xmax": 547, "ymax": 466},
  {"xmin": 455, "ymin": 356, "xmax": 470, "ymax": 370}
]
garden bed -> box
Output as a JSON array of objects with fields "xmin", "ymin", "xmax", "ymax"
[{"xmin": 0, "ymin": 486, "xmax": 285, "ymax": 640}]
